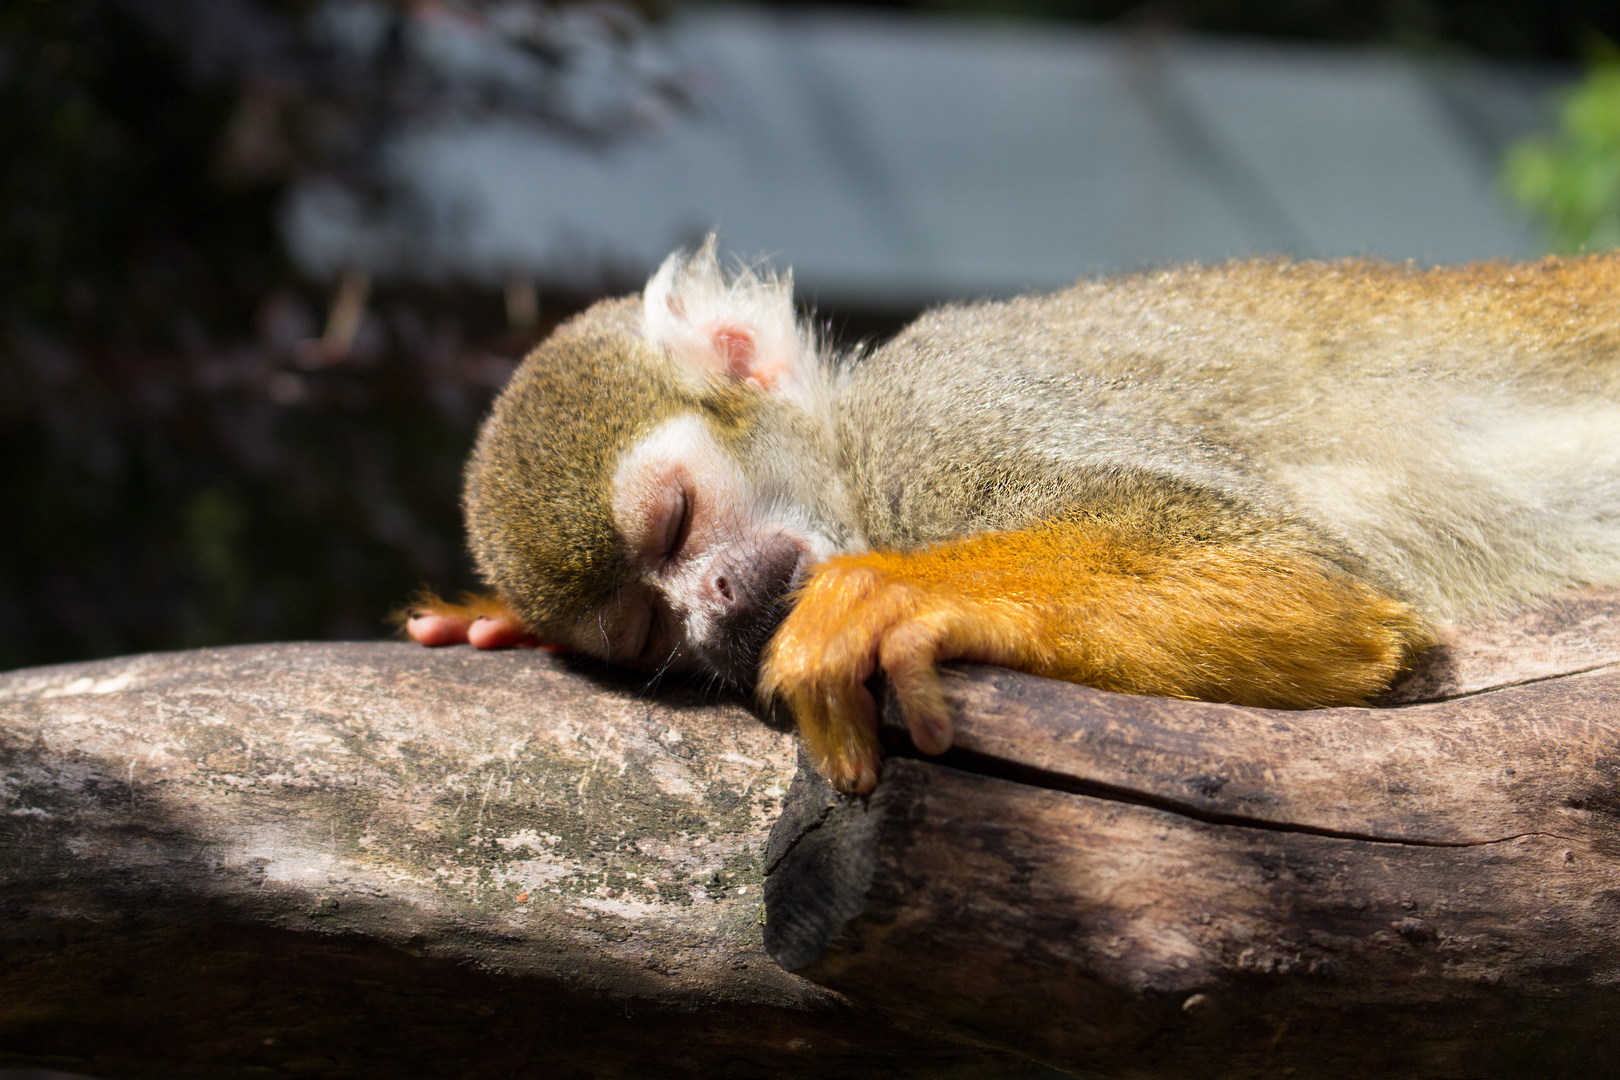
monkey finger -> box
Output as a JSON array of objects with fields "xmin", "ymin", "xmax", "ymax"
[
  {"xmin": 407, "ymin": 613, "xmax": 472, "ymax": 647},
  {"xmin": 467, "ymin": 615, "xmax": 540, "ymax": 649},
  {"xmin": 821, "ymin": 696, "xmax": 882, "ymax": 793},
  {"xmin": 878, "ymin": 600, "xmax": 1036, "ymax": 756},
  {"xmin": 878, "ymin": 619, "xmax": 954, "ymax": 756},
  {"xmin": 806, "ymin": 580, "xmax": 926, "ymax": 684},
  {"xmin": 824, "ymin": 682, "xmax": 882, "ymax": 794},
  {"xmin": 785, "ymin": 678, "xmax": 881, "ymax": 794}
]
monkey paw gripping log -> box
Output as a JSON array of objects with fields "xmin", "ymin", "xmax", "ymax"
[
  {"xmin": 761, "ymin": 521, "xmax": 1432, "ymax": 793},
  {"xmin": 759, "ymin": 558, "xmax": 1014, "ymax": 794}
]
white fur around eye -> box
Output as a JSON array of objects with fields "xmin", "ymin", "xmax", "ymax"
[{"xmin": 611, "ymin": 416, "xmax": 749, "ymax": 564}]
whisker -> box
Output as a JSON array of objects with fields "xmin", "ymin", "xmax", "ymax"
[{"xmin": 641, "ymin": 642, "xmax": 683, "ymax": 694}]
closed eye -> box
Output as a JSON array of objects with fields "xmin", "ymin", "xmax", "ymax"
[{"xmin": 657, "ymin": 484, "xmax": 691, "ymax": 565}]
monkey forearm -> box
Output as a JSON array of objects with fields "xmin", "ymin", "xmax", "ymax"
[{"xmin": 759, "ymin": 520, "xmax": 1434, "ymax": 792}]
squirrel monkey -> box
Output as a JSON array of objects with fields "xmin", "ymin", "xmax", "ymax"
[{"xmin": 410, "ymin": 240, "xmax": 1620, "ymax": 794}]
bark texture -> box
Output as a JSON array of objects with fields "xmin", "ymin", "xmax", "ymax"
[
  {"xmin": 765, "ymin": 590, "xmax": 1620, "ymax": 1080},
  {"xmin": 0, "ymin": 643, "xmax": 1029, "ymax": 1080}
]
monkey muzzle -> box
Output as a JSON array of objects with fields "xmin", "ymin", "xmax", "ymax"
[{"xmin": 696, "ymin": 538, "xmax": 807, "ymax": 689}]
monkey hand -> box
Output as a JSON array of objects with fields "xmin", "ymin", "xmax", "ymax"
[
  {"xmin": 758, "ymin": 522, "xmax": 1434, "ymax": 795},
  {"xmin": 402, "ymin": 592, "xmax": 543, "ymax": 650},
  {"xmin": 758, "ymin": 554, "xmax": 1039, "ymax": 795}
]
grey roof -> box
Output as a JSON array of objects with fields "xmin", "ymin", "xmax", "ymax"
[{"xmin": 284, "ymin": 4, "xmax": 1570, "ymax": 307}]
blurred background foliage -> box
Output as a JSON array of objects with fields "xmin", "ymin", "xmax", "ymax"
[
  {"xmin": 1, "ymin": 0, "xmax": 1616, "ymax": 672},
  {"xmin": 1503, "ymin": 41, "xmax": 1620, "ymax": 251},
  {"xmin": 0, "ymin": 0, "xmax": 691, "ymax": 670}
]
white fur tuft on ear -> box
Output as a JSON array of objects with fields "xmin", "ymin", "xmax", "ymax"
[{"xmin": 642, "ymin": 235, "xmax": 820, "ymax": 395}]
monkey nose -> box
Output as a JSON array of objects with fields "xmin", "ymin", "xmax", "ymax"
[
  {"xmin": 709, "ymin": 541, "xmax": 800, "ymax": 616},
  {"xmin": 700, "ymin": 541, "xmax": 804, "ymax": 688}
]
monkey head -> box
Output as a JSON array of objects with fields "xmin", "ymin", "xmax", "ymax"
[{"xmin": 464, "ymin": 241, "xmax": 859, "ymax": 688}]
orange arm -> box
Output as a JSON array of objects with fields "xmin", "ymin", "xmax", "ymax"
[{"xmin": 759, "ymin": 519, "xmax": 1434, "ymax": 793}]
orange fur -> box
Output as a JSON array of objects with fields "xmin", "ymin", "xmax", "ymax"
[
  {"xmin": 395, "ymin": 589, "xmax": 524, "ymax": 627},
  {"xmin": 759, "ymin": 520, "xmax": 1435, "ymax": 792}
]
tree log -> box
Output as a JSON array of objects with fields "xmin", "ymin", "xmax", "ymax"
[
  {"xmin": 764, "ymin": 590, "xmax": 1620, "ymax": 1079},
  {"xmin": 7, "ymin": 589, "xmax": 1619, "ymax": 1079},
  {"xmin": 0, "ymin": 643, "xmax": 1035, "ymax": 1080}
]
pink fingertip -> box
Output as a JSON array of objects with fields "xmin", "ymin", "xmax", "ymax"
[
  {"xmin": 407, "ymin": 614, "xmax": 470, "ymax": 647},
  {"xmin": 467, "ymin": 615, "xmax": 535, "ymax": 650},
  {"xmin": 910, "ymin": 713, "xmax": 954, "ymax": 757},
  {"xmin": 854, "ymin": 761, "xmax": 879, "ymax": 795}
]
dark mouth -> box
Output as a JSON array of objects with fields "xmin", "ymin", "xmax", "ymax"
[
  {"xmin": 704, "ymin": 592, "xmax": 793, "ymax": 692},
  {"xmin": 705, "ymin": 554, "xmax": 802, "ymax": 690}
]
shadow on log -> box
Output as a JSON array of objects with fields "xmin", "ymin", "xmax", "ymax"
[
  {"xmin": 764, "ymin": 589, "xmax": 1620, "ymax": 1079},
  {"xmin": 0, "ymin": 643, "xmax": 1037, "ymax": 1080}
]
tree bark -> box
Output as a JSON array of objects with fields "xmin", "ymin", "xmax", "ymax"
[
  {"xmin": 0, "ymin": 642, "xmax": 1032, "ymax": 1080},
  {"xmin": 764, "ymin": 589, "xmax": 1620, "ymax": 1080}
]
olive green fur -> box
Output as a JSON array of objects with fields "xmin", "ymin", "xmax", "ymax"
[
  {"xmin": 463, "ymin": 298, "xmax": 775, "ymax": 631},
  {"xmin": 465, "ymin": 299, "xmax": 661, "ymax": 629}
]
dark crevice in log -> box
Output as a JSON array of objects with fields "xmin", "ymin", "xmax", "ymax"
[
  {"xmin": 891, "ymin": 742, "xmax": 1574, "ymax": 848},
  {"xmin": 1385, "ymin": 659, "xmax": 1620, "ymax": 706},
  {"xmin": 762, "ymin": 754, "xmax": 844, "ymax": 877},
  {"xmin": 761, "ymin": 791, "xmax": 881, "ymax": 974}
]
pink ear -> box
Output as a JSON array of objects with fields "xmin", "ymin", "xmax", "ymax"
[
  {"xmin": 708, "ymin": 322, "xmax": 793, "ymax": 389},
  {"xmin": 644, "ymin": 241, "xmax": 812, "ymax": 395},
  {"xmin": 711, "ymin": 323, "xmax": 755, "ymax": 373}
]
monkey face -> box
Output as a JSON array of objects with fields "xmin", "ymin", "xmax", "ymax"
[
  {"xmin": 466, "ymin": 238, "xmax": 862, "ymax": 691},
  {"xmin": 550, "ymin": 413, "xmax": 846, "ymax": 689}
]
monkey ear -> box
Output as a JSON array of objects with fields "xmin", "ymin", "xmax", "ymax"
[{"xmin": 642, "ymin": 236, "xmax": 817, "ymax": 394}]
